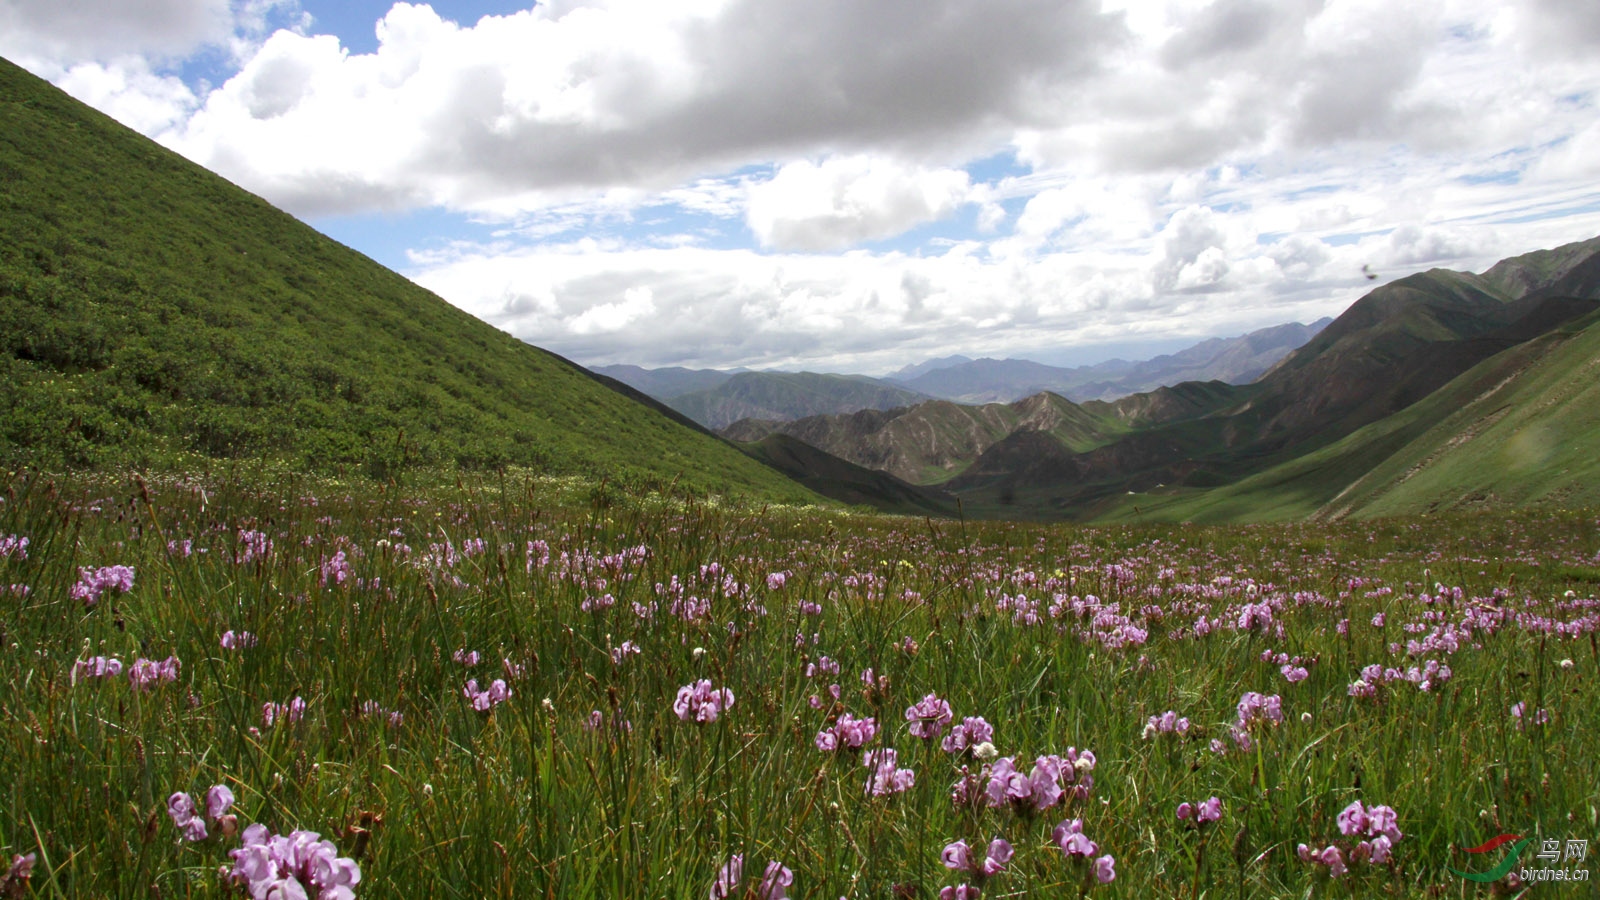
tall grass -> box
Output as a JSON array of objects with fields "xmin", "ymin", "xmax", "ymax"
[{"xmin": 0, "ymin": 468, "xmax": 1596, "ymax": 897}]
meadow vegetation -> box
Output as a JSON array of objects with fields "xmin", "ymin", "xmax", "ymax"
[{"xmin": 2, "ymin": 467, "xmax": 1597, "ymax": 897}]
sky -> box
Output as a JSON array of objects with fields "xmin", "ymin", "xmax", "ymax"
[{"xmin": 4, "ymin": 1, "xmax": 1600, "ymax": 374}]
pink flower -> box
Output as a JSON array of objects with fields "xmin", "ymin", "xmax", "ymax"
[
  {"xmin": 1319, "ymin": 845, "xmax": 1347, "ymax": 878},
  {"xmin": 1054, "ymin": 819, "xmax": 1099, "ymax": 858},
  {"xmin": 1093, "ymin": 854, "xmax": 1116, "ymax": 883},
  {"xmin": 70, "ymin": 564, "xmax": 135, "ymax": 606},
  {"xmin": 206, "ymin": 785, "xmax": 235, "ymax": 820},
  {"xmin": 227, "ymin": 825, "xmax": 361, "ymax": 899},
  {"xmin": 980, "ymin": 839, "xmax": 1013, "ymax": 876},
  {"xmin": 939, "ymin": 885, "xmax": 980, "ymax": 900},
  {"xmin": 941, "ymin": 841, "xmax": 971, "ymax": 871},
  {"xmin": 1335, "ymin": 801, "xmax": 1368, "ymax": 837},
  {"xmin": 674, "ymin": 680, "xmax": 734, "ymax": 723},
  {"xmin": 710, "ymin": 854, "xmax": 743, "ymax": 899},
  {"xmin": 1197, "ymin": 796, "xmax": 1223, "ymax": 824},
  {"xmin": 758, "ymin": 861, "xmax": 793, "ymax": 899},
  {"xmin": 942, "ymin": 717, "xmax": 994, "ymax": 755},
  {"xmin": 864, "ymin": 748, "xmax": 915, "ymax": 796},
  {"xmin": 905, "ymin": 693, "xmax": 953, "ymax": 740}
]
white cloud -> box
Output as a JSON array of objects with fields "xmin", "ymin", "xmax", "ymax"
[
  {"xmin": 745, "ymin": 156, "xmax": 973, "ymax": 251},
  {"xmin": 54, "ymin": 57, "xmax": 198, "ymax": 133}
]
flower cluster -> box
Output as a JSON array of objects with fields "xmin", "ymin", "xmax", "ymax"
[
  {"xmin": 358, "ymin": 700, "xmax": 404, "ymax": 728},
  {"xmin": 452, "ymin": 648, "xmax": 481, "ymax": 666},
  {"xmin": 942, "ymin": 717, "xmax": 994, "ymax": 755},
  {"xmin": 1142, "ymin": 710, "xmax": 1190, "ymax": 739},
  {"xmin": 1175, "ymin": 796, "xmax": 1223, "ymax": 826},
  {"xmin": 128, "ymin": 656, "xmax": 181, "ymax": 690},
  {"xmin": 0, "ymin": 535, "xmax": 27, "ymax": 560},
  {"xmin": 709, "ymin": 854, "xmax": 790, "ymax": 900},
  {"xmin": 220, "ymin": 630, "xmax": 258, "ymax": 650},
  {"xmin": 1299, "ymin": 801, "xmax": 1402, "ymax": 876},
  {"xmin": 906, "ymin": 692, "xmax": 953, "ymax": 739},
  {"xmin": 1053, "ymin": 819, "xmax": 1116, "ymax": 883},
  {"xmin": 981, "ymin": 749, "xmax": 1096, "ymax": 813},
  {"xmin": 1347, "ymin": 660, "xmax": 1453, "ymax": 698},
  {"xmin": 228, "ymin": 824, "xmax": 361, "ymax": 900},
  {"xmin": 1510, "ymin": 701, "xmax": 1549, "ymax": 728},
  {"xmin": 610, "ymin": 641, "xmax": 641, "ymax": 665},
  {"xmin": 262, "ymin": 697, "xmax": 307, "ymax": 727},
  {"xmin": 864, "ymin": 748, "xmax": 916, "ymax": 796},
  {"xmin": 463, "ymin": 678, "xmax": 511, "ymax": 712},
  {"xmin": 72, "ymin": 655, "xmax": 123, "ymax": 681},
  {"xmin": 319, "ymin": 551, "xmax": 351, "ymax": 587},
  {"xmin": 1, "ymin": 852, "xmax": 36, "ymax": 896},
  {"xmin": 70, "ymin": 564, "xmax": 135, "ymax": 606},
  {"xmin": 1229, "ymin": 692, "xmax": 1283, "ymax": 750},
  {"xmin": 674, "ymin": 680, "xmax": 735, "ymax": 723},
  {"xmin": 167, "ymin": 785, "xmax": 235, "ymax": 842},
  {"xmin": 815, "ymin": 712, "xmax": 877, "ymax": 751},
  {"xmin": 942, "ymin": 838, "xmax": 1013, "ymax": 877}
]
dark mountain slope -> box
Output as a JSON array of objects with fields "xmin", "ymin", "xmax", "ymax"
[
  {"xmin": 737, "ymin": 434, "xmax": 958, "ymax": 516},
  {"xmin": 945, "ymin": 241, "xmax": 1600, "ymax": 517}
]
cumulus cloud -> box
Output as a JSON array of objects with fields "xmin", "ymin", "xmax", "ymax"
[
  {"xmin": 140, "ymin": 0, "xmax": 1124, "ymax": 217},
  {"xmin": 745, "ymin": 156, "xmax": 973, "ymax": 251}
]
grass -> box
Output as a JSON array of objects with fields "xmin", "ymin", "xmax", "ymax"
[{"xmin": 2, "ymin": 466, "xmax": 1597, "ymax": 897}]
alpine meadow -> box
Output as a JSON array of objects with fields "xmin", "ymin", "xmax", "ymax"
[{"xmin": 3, "ymin": 9, "xmax": 1600, "ymax": 900}]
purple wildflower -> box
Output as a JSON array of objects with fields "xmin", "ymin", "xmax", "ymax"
[
  {"xmin": 319, "ymin": 551, "xmax": 351, "ymax": 587},
  {"xmin": 906, "ymin": 692, "xmax": 953, "ymax": 740},
  {"xmin": 128, "ymin": 655, "xmax": 180, "ymax": 691},
  {"xmin": 227, "ymin": 824, "xmax": 361, "ymax": 899},
  {"xmin": 262, "ymin": 697, "xmax": 307, "ymax": 727},
  {"xmin": 979, "ymin": 838, "xmax": 1013, "ymax": 877},
  {"xmin": 0, "ymin": 535, "xmax": 27, "ymax": 560},
  {"xmin": 207, "ymin": 785, "xmax": 235, "ymax": 820},
  {"xmin": 674, "ymin": 680, "xmax": 734, "ymax": 723},
  {"xmin": 220, "ymin": 630, "xmax": 258, "ymax": 650},
  {"xmin": 817, "ymin": 712, "xmax": 878, "ymax": 752},
  {"xmin": 939, "ymin": 886, "xmax": 980, "ymax": 900},
  {"xmin": 942, "ymin": 717, "xmax": 994, "ymax": 755},
  {"xmin": 463, "ymin": 678, "xmax": 511, "ymax": 712},
  {"xmin": 941, "ymin": 841, "xmax": 971, "ymax": 871},
  {"xmin": 864, "ymin": 748, "xmax": 915, "ymax": 796},
  {"xmin": 72, "ymin": 655, "xmax": 123, "ymax": 682},
  {"xmin": 1093, "ymin": 855, "xmax": 1116, "ymax": 883},
  {"xmin": 710, "ymin": 854, "xmax": 743, "ymax": 899},
  {"xmin": 70, "ymin": 565, "xmax": 135, "ymax": 606}
]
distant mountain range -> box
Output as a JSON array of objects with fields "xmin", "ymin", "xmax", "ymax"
[
  {"xmin": 888, "ymin": 319, "xmax": 1332, "ymax": 403},
  {"xmin": 721, "ymin": 236, "xmax": 1600, "ymax": 521},
  {"xmin": 595, "ymin": 319, "xmax": 1329, "ymax": 429}
]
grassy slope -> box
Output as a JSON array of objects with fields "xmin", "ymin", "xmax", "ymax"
[
  {"xmin": 0, "ymin": 58, "xmax": 816, "ymax": 502},
  {"xmin": 1098, "ymin": 310, "xmax": 1600, "ymax": 523}
]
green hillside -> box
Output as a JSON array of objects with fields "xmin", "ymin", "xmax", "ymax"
[
  {"xmin": 1096, "ymin": 308, "xmax": 1600, "ymax": 522},
  {"xmin": 0, "ymin": 58, "xmax": 818, "ymax": 501}
]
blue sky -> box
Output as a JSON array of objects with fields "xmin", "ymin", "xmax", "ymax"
[{"xmin": 5, "ymin": 0, "xmax": 1600, "ymax": 372}]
